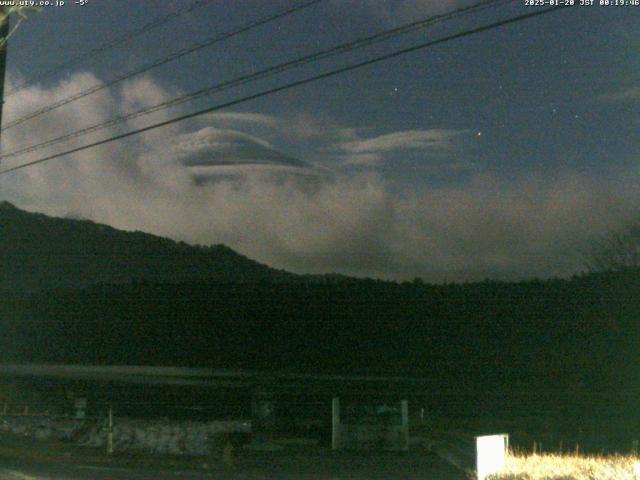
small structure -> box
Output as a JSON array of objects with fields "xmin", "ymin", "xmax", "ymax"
[
  {"xmin": 331, "ymin": 397, "xmax": 409, "ymax": 451},
  {"xmin": 0, "ymin": 364, "xmax": 431, "ymax": 451}
]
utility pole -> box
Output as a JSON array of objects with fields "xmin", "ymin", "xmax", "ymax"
[
  {"xmin": 0, "ymin": 6, "xmax": 39, "ymax": 153},
  {"xmin": 0, "ymin": 13, "xmax": 9, "ymax": 150}
]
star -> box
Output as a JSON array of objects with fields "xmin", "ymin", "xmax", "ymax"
[{"xmin": 477, "ymin": 131, "xmax": 482, "ymax": 137}]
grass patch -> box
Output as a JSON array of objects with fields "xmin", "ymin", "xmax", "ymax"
[{"xmin": 486, "ymin": 451, "xmax": 640, "ymax": 480}]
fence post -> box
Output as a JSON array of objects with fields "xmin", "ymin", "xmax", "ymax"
[
  {"xmin": 107, "ymin": 405, "xmax": 114, "ymax": 455},
  {"xmin": 331, "ymin": 397, "xmax": 340, "ymax": 450},
  {"xmin": 400, "ymin": 400, "xmax": 409, "ymax": 451}
]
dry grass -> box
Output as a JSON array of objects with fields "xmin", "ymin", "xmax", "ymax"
[{"xmin": 486, "ymin": 450, "xmax": 640, "ymax": 480}]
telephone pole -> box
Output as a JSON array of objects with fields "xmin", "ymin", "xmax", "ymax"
[{"xmin": 0, "ymin": 13, "xmax": 9, "ymax": 150}]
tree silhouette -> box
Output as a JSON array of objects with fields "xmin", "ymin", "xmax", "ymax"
[{"xmin": 586, "ymin": 223, "xmax": 640, "ymax": 272}]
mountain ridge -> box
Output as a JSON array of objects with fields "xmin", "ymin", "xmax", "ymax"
[{"xmin": 0, "ymin": 201, "xmax": 296, "ymax": 292}]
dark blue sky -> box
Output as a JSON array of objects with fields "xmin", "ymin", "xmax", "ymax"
[{"xmin": 1, "ymin": 1, "xmax": 638, "ymax": 281}]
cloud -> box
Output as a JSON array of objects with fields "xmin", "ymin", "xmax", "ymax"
[
  {"xmin": 333, "ymin": 129, "xmax": 468, "ymax": 166},
  {"xmin": 270, "ymin": 112, "xmax": 364, "ymax": 148},
  {"xmin": 339, "ymin": 129, "xmax": 466, "ymax": 154},
  {"xmin": 1, "ymin": 72, "xmax": 639, "ymax": 283},
  {"xmin": 203, "ymin": 112, "xmax": 280, "ymax": 129},
  {"xmin": 174, "ymin": 127, "xmax": 312, "ymax": 171},
  {"xmin": 168, "ymin": 127, "xmax": 325, "ymax": 186},
  {"xmin": 388, "ymin": 171, "xmax": 640, "ymax": 281}
]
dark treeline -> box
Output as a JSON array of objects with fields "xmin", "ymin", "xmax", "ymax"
[{"xmin": 2, "ymin": 270, "xmax": 639, "ymax": 394}]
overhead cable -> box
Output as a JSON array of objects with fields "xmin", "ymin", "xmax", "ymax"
[
  {"xmin": 0, "ymin": 5, "xmax": 569, "ymax": 177},
  {"xmin": 0, "ymin": 0, "xmax": 510, "ymax": 161},
  {"xmin": 4, "ymin": 0, "xmax": 216, "ymax": 97},
  {"xmin": 2, "ymin": 0, "xmax": 325, "ymax": 130}
]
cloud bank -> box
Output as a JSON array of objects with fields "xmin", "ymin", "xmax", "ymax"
[{"xmin": 1, "ymin": 72, "xmax": 638, "ymax": 282}]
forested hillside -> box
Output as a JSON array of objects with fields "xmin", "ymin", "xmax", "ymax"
[
  {"xmin": 2, "ymin": 271, "xmax": 638, "ymax": 393},
  {"xmin": 0, "ymin": 201, "xmax": 293, "ymax": 292},
  {"xmin": 2, "ymin": 201, "xmax": 638, "ymax": 393}
]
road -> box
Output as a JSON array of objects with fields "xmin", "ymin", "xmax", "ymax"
[
  {"xmin": 0, "ymin": 450, "xmax": 467, "ymax": 479},
  {"xmin": 1, "ymin": 464, "xmax": 213, "ymax": 479}
]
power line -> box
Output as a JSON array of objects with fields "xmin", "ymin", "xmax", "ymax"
[
  {"xmin": 4, "ymin": 0, "xmax": 216, "ymax": 98},
  {"xmin": 0, "ymin": 0, "xmax": 510, "ymax": 162},
  {"xmin": 2, "ymin": 0, "xmax": 325, "ymax": 131},
  {"xmin": 0, "ymin": 5, "xmax": 569, "ymax": 177}
]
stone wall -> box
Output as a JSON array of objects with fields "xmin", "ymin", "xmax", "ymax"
[
  {"xmin": 0, "ymin": 415, "xmax": 84, "ymax": 441},
  {"xmin": 0, "ymin": 415, "xmax": 251, "ymax": 456}
]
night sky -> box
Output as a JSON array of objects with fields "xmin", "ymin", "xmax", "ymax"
[{"xmin": 0, "ymin": 0, "xmax": 638, "ymax": 282}]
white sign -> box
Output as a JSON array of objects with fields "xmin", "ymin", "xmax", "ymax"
[{"xmin": 476, "ymin": 434, "xmax": 509, "ymax": 480}]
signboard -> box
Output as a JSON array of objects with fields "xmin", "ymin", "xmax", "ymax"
[{"xmin": 476, "ymin": 434, "xmax": 509, "ymax": 480}]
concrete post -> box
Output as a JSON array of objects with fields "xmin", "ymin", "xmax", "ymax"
[
  {"xmin": 400, "ymin": 400, "xmax": 409, "ymax": 451},
  {"xmin": 331, "ymin": 397, "xmax": 340, "ymax": 450},
  {"xmin": 107, "ymin": 406, "xmax": 114, "ymax": 455}
]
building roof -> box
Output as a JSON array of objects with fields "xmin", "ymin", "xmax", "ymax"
[{"xmin": 0, "ymin": 364, "xmax": 432, "ymax": 397}]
